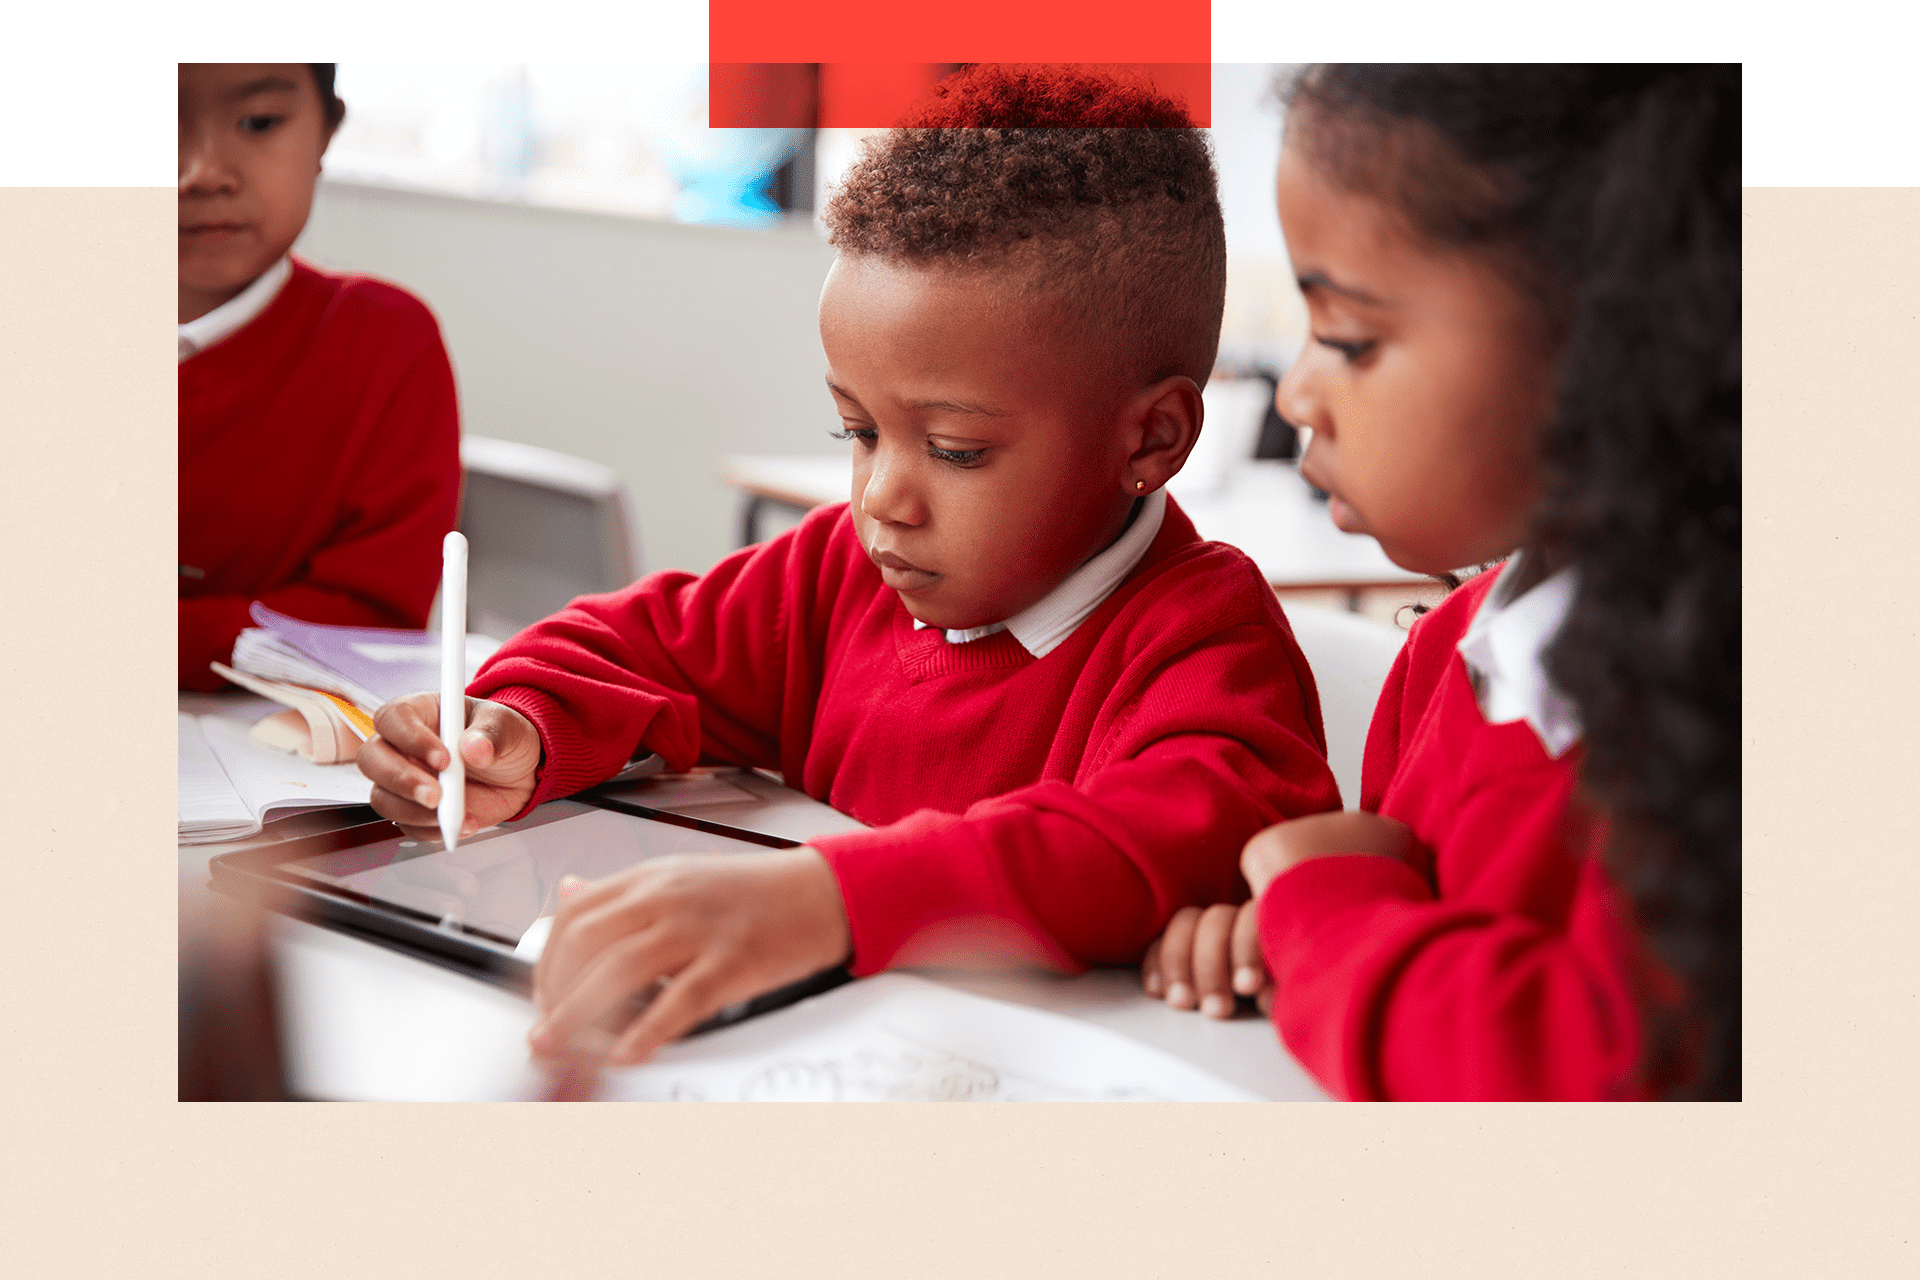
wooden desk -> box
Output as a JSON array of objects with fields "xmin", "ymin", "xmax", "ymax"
[
  {"xmin": 180, "ymin": 696, "xmax": 1328, "ymax": 1101},
  {"xmin": 723, "ymin": 454, "xmax": 1435, "ymax": 610}
]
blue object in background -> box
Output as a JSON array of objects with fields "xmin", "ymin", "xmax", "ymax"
[{"xmin": 666, "ymin": 126, "xmax": 802, "ymax": 226}]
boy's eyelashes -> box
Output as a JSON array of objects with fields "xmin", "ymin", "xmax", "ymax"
[
  {"xmin": 1313, "ymin": 334, "xmax": 1378, "ymax": 364},
  {"xmin": 828, "ymin": 427, "xmax": 989, "ymax": 468},
  {"xmin": 927, "ymin": 443, "xmax": 988, "ymax": 466},
  {"xmin": 239, "ymin": 114, "xmax": 286, "ymax": 135}
]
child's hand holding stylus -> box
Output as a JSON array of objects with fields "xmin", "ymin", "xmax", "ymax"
[{"xmin": 358, "ymin": 693, "xmax": 543, "ymax": 839}]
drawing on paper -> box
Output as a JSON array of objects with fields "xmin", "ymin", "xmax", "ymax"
[
  {"xmin": 630, "ymin": 1022, "xmax": 1176, "ymax": 1102},
  {"xmin": 600, "ymin": 973, "xmax": 1267, "ymax": 1102}
]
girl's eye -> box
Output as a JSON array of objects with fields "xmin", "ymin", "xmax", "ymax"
[
  {"xmin": 239, "ymin": 115, "xmax": 283, "ymax": 134},
  {"xmin": 927, "ymin": 443, "xmax": 988, "ymax": 467},
  {"xmin": 830, "ymin": 427, "xmax": 985, "ymax": 466},
  {"xmin": 1315, "ymin": 335, "xmax": 1377, "ymax": 364}
]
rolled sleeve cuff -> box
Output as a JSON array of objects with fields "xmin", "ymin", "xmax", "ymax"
[
  {"xmin": 1257, "ymin": 852, "xmax": 1434, "ymax": 951},
  {"xmin": 482, "ymin": 684, "xmax": 614, "ymax": 819},
  {"xmin": 811, "ymin": 814, "xmax": 1078, "ymax": 978}
]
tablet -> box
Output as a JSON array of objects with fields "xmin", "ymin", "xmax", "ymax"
[{"xmin": 208, "ymin": 795, "xmax": 851, "ymax": 1024}]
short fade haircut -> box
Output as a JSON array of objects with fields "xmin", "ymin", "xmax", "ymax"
[{"xmin": 822, "ymin": 64, "xmax": 1227, "ymax": 389}]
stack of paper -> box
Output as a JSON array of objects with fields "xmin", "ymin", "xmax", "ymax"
[
  {"xmin": 217, "ymin": 604, "xmax": 501, "ymax": 764},
  {"xmin": 179, "ymin": 714, "xmax": 375, "ymax": 844}
]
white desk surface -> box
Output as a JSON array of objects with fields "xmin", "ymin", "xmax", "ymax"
[
  {"xmin": 723, "ymin": 453, "xmax": 1430, "ymax": 593},
  {"xmin": 181, "ymin": 693, "xmax": 1327, "ymax": 1102}
]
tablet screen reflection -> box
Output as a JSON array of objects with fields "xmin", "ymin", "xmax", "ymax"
[{"xmin": 281, "ymin": 804, "xmax": 772, "ymax": 948}]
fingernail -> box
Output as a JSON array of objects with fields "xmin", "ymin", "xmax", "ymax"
[
  {"xmin": 558, "ymin": 875, "xmax": 584, "ymax": 899},
  {"xmin": 1167, "ymin": 982, "xmax": 1192, "ymax": 1008},
  {"xmin": 1202, "ymin": 994, "xmax": 1232, "ymax": 1019},
  {"xmin": 1144, "ymin": 971, "xmax": 1163, "ymax": 996},
  {"xmin": 415, "ymin": 782, "xmax": 437, "ymax": 806},
  {"xmin": 1234, "ymin": 966, "xmax": 1261, "ymax": 995}
]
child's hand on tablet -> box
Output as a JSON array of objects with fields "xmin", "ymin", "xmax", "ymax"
[
  {"xmin": 359, "ymin": 693, "xmax": 542, "ymax": 838},
  {"xmin": 527, "ymin": 848, "xmax": 852, "ymax": 1066}
]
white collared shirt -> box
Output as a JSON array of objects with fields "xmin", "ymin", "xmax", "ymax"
[
  {"xmin": 1455, "ymin": 552, "xmax": 1583, "ymax": 757},
  {"xmin": 178, "ymin": 256, "xmax": 291, "ymax": 362},
  {"xmin": 911, "ymin": 487, "xmax": 1167, "ymax": 658}
]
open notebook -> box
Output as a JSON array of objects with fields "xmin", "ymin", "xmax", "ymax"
[{"xmin": 179, "ymin": 713, "xmax": 373, "ymax": 844}]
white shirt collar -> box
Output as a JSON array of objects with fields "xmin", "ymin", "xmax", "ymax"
[
  {"xmin": 1455, "ymin": 552, "xmax": 1583, "ymax": 756},
  {"xmin": 178, "ymin": 255, "xmax": 291, "ymax": 362},
  {"xmin": 912, "ymin": 487, "xmax": 1167, "ymax": 658}
]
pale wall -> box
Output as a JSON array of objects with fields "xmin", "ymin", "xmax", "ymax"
[{"xmin": 295, "ymin": 179, "xmax": 845, "ymax": 576}]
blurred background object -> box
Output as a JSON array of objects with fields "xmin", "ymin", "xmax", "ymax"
[
  {"xmin": 457, "ymin": 435, "xmax": 642, "ymax": 640},
  {"xmin": 1284, "ymin": 606, "xmax": 1408, "ymax": 807},
  {"xmin": 325, "ymin": 61, "xmax": 821, "ymax": 226},
  {"xmin": 179, "ymin": 878, "xmax": 290, "ymax": 1101}
]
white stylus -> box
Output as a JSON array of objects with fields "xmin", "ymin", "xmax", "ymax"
[{"xmin": 438, "ymin": 531, "xmax": 468, "ymax": 850}]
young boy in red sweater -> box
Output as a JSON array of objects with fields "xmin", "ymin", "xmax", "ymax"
[
  {"xmin": 358, "ymin": 66, "xmax": 1342, "ymax": 1066},
  {"xmin": 178, "ymin": 63, "xmax": 461, "ymax": 691}
]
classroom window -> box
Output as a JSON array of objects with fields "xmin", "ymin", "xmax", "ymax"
[{"xmin": 323, "ymin": 61, "xmax": 815, "ymax": 227}]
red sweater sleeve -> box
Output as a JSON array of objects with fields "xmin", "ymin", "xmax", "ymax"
[
  {"xmin": 1256, "ymin": 584, "xmax": 1646, "ymax": 1100},
  {"xmin": 467, "ymin": 509, "xmax": 847, "ymax": 806},
  {"xmin": 811, "ymin": 619, "xmax": 1339, "ymax": 975},
  {"xmin": 178, "ymin": 264, "xmax": 461, "ymax": 691},
  {"xmin": 1257, "ymin": 822, "xmax": 1643, "ymax": 1100}
]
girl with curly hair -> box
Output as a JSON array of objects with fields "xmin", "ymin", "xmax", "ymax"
[{"xmin": 1144, "ymin": 64, "xmax": 1740, "ymax": 1101}]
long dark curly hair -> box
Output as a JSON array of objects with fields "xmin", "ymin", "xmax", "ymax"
[{"xmin": 1285, "ymin": 65, "xmax": 1741, "ymax": 1099}]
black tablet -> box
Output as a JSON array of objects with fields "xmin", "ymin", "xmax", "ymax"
[{"xmin": 208, "ymin": 794, "xmax": 850, "ymax": 1024}]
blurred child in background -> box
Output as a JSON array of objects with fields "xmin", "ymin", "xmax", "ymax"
[{"xmin": 178, "ymin": 63, "xmax": 460, "ymax": 692}]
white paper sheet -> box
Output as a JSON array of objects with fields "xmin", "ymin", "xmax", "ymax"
[
  {"xmin": 178, "ymin": 713, "xmax": 254, "ymax": 838},
  {"xmin": 600, "ymin": 973, "xmax": 1263, "ymax": 1102},
  {"xmin": 178, "ymin": 713, "xmax": 374, "ymax": 843}
]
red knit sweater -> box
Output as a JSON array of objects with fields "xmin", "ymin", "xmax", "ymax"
[
  {"xmin": 470, "ymin": 499, "xmax": 1342, "ymax": 976},
  {"xmin": 178, "ymin": 257, "xmax": 462, "ymax": 691},
  {"xmin": 1258, "ymin": 570, "xmax": 1648, "ymax": 1100}
]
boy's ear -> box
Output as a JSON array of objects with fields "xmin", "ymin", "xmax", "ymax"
[{"xmin": 1123, "ymin": 375, "xmax": 1204, "ymax": 495}]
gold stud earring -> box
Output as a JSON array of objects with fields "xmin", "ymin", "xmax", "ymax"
[{"xmin": 1134, "ymin": 479, "xmax": 1146, "ymax": 492}]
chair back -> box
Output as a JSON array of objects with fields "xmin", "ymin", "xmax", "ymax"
[
  {"xmin": 1287, "ymin": 605, "xmax": 1407, "ymax": 810},
  {"xmin": 458, "ymin": 435, "xmax": 641, "ymax": 639}
]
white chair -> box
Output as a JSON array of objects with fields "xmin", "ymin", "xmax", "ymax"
[
  {"xmin": 457, "ymin": 436, "xmax": 642, "ymax": 640},
  {"xmin": 1286, "ymin": 605, "xmax": 1407, "ymax": 810}
]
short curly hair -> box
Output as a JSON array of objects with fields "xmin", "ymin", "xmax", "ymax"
[{"xmin": 822, "ymin": 65, "xmax": 1226, "ymax": 388}]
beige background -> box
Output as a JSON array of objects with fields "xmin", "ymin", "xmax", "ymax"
[{"xmin": 5, "ymin": 183, "xmax": 1914, "ymax": 1274}]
